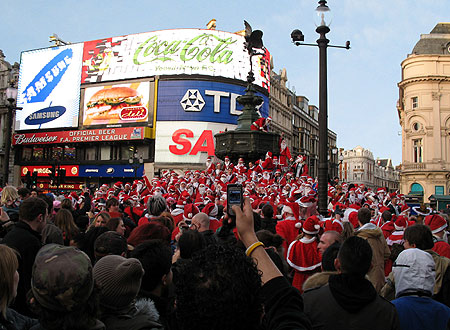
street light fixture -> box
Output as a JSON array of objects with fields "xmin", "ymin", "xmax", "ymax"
[
  {"xmin": 291, "ymin": 0, "xmax": 350, "ymax": 216},
  {"xmin": 3, "ymin": 86, "xmax": 22, "ymax": 186}
]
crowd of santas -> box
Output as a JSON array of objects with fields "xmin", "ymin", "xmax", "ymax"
[{"xmin": 77, "ymin": 153, "xmax": 450, "ymax": 294}]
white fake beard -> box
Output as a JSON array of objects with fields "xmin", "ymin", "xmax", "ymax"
[
  {"xmin": 193, "ymin": 182, "xmax": 199, "ymax": 188},
  {"xmin": 263, "ymin": 172, "xmax": 270, "ymax": 180},
  {"xmin": 187, "ymin": 188, "xmax": 193, "ymax": 195},
  {"xmin": 225, "ymin": 161, "xmax": 230, "ymax": 167},
  {"xmin": 221, "ymin": 178, "xmax": 227, "ymax": 184},
  {"xmin": 180, "ymin": 186, "xmax": 185, "ymax": 192},
  {"xmin": 198, "ymin": 187, "xmax": 206, "ymax": 195},
  {"xmin": 349, "ymin": 195, "xmax": 356, "ymax": 204},
  {"xmin": 136, "ymin": 183, "xmax": 143, "ymax": 192},
  {"xmin": 281, "ymin": 142, "xmax": 287, "ymax": 150}
]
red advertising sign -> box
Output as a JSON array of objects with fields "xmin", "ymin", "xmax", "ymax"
[
  {"xmin": 21, "ymin": 165, "xmax": 79, "ymax": 177},
  {"xmin": 13, "ymin": 127, "xmax": 149, "ymax": 145},
  {"xmin": 37, "ymin": 182, "xmax": 84, "ymax": 190}
]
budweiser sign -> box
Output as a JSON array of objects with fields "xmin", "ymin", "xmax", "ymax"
[{"xmin": 13, "ymin": 127, "xmax": 148, "ymax": 145}]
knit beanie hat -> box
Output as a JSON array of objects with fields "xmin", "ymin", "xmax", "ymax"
[
  {"xmin": 31, "ymin": 244, "xmax": 94, "ymax": 312},
  {"xmin": 93, "ymin": 255, "xmax": 144, "ymax": 310}
]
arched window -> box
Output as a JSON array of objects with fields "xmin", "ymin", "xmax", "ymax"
[{"xmin": 410, "ymin": 183, "xmax": 424, "ymax": 195}]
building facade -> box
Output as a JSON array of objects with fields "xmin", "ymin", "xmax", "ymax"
[
  {"xmin": 397, "ymin": 23, "xmax": 450, "ymax": 201},
  {"xmin": 270, "ymin": 68, "xmax": 338, "ymax": 179},
  {"xmin": 0, "ymin": 50, "xmax": 19, "ymax": 185},
  {"xmin": 339, "ymin": 146, "xmax": 399, "ymax": 191}
]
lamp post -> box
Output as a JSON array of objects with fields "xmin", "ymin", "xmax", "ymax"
[
  {"xmin": 3, "ymin": 86, "xmax": 21, "ymax": 186},
  {"xmin": 129, "ymin": 151, "xmax": 143, "ymax": 181},
  {"xmin": 291, "ymin": 0, "xmax": 349, "ymax": 216}
]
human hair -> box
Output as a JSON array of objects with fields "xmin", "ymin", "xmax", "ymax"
[
  {"xmin": 357, "ymin": 207, "xmax": 371, "ymax": 225},
  {"xmin": 153, "ymin": 212, "xmax": 175, "ymax": 233},
  {"xmin": 54, "ymin": 208, "xmax": 79, "ymax": 243},
  {"xmin": 90, "ymin": 212, "xmax": 111, "ymax": 230},
  {"xmin": 256, "ymin": 229, "xmax": 284, "ymax": 250},
  {"xmin": 340, "ymin": 221, "xmax": 355, "ymax": 241},
  {"xmin": 322, "ymin": 242, "xmax": 341, "ymax": 271},
  {"xmin": 404, "ymin": 224, "xmax": 434, "ymax": 250},
  {"xmin": 174, "ymin": 244, "xmax": 263, "ymax": 330},
  {"xmin": 106, "ymin": 198, "xmax": 119, "ymax": 210},
  {"xmin": 1, "ymin": 186, "xmax": 19, "ymax": 206},
  {"xmin": 261, "ymin": 204, "xmax": 274, "ymax": 218},
  {"xmin": 381, "ymin": 210, "xmax": 392, "ymax": 222},
  {"xmin": 0, "ymin": 245, "xmax": 18, "ymax": 318},
  {"xmin": 78, "ymin": 226, "xmax": 110, "ymax": 263},
  {"xmin": 38, "ymin": 194, "xmax": 54, "ymax": 216},
  {"xmin": 19, "ymin": 197, "xmax": 47, "ymax": 222},
  {"xmin": 105, "ymin": 217, "xmax": 121, "ymax": 232},
  {"xmin": 130, "ymin": 239, "xmax": 172, "ymax": 293},
  {"xmin": 61, "ymin": 198, "xmax": 73, "ymax": 211},
  {"xmin": 17, "ymin": 187, "xmax": 30, "ymax": 199},
  {"xmin": 127, "ymin": 222, "xmax": 171, "ymax": 247},
  {"xmin": 338, "ymin": 236, "xmax": 372, "ymax": 276},
  {"xmin": 147, "ymin": 195, "xmax": 167, "ymax": 217},
  {"xmin": 178, "ymin": 230, "xmax": 206, "ymax": 259}
]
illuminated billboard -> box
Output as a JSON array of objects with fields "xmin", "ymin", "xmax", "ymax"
[
  {"xmin": 16, "ymin": 44, "xmax": 84, "ymax": 130},
  {"xmin": 81, "ymin": 81, "xmax": 152, "ymax": 127},
  {"xmin": 157, "ymin": 80, "xmax": 269, "ymax": 124},
  {"xmin": 81, "ymin": 29, "xmax": 270, "ymax": 90},
  {"xmin": 155, "ymin": 121, "xmax": 236, "ymax": 164}
]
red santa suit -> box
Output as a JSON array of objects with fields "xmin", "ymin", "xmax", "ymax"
[
  {"xmin": 279, "ymin": 137, "xmax": 293, "ymax": 168},
  {"xmin": 432, "ymin": 240, "xmax": 450, "ymax": 259},
  {"xmin": 287, "ymin": 236, "xmax": 322, "ymax": 293},
  {"xmin": 251, "ymin": 117, "xmax": 271, "ymax": 131}
]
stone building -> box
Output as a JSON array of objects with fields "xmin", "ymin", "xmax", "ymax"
[
  {"xmin": 339, "ymin": 146, "xmax": 399, "ymax": 191},
  {"xmin": 397, "ymin": 23, "xmax": 450, "ymax": 201},
  {"xmin": 269, "ymin": 67, "xmax": 337, "ymax": 179},
  {"xmin": 0, "ymin": 50, "xmax": 19, "ymax": 185}
]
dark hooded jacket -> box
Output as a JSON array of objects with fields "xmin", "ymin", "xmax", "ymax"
[{"xmin": 303, "ymin": 273, "xmax": 400, "ymax": 330}]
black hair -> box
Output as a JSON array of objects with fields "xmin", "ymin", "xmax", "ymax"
[
  {"xmin": 262, "ymin": 204, "xmax": 274, "ymax": 218},
  {"xmin": 19, "ymin": 197, "xmax": 48, "ymax": 222},
  {"xmin": 38, "ymin": 194, "xmax": 54, "ymax": 216},
  {"xmin": 256, "ymin": 229, "xmax": 284, "ymax": 249},
  {"xmin": 357, "ymin": 207, "xmax": 371, "ymax": 225},
  {"xmin": 105, "ymin": 198, "xmax": 119, "ymax": 210},
  {"xmin": 130, "ymin": 239, "xmax": 172, "ymax": 293},
  {"xmin": 381, "ymin": 210, "xmax": 392, "ymax": 222},
  {"xmin": 338, "ymin": 236, "xmax": 372, "ymax": 276},
  {"xmin": 404, "ymin": 224, "xmax": 434, "ymax": 250},
  {"xmin": 17, "ymin": 187, "xmax": 30, "ymax": 199},
  {"xmin": 79, "ymin": 226, "xmax": 110, "ymax": 264},
  {"xmin": 178, "ymin": 230, "xmax": 206, "ymax": 259},
  {"xmin": 174, "ymin": 244, "xmax": 262, "ymax": 330},
  {"xmin": 322, "ymin": 242, "xmax": 341, "ymax": 271}
]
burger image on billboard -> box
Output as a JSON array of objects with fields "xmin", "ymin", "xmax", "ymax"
[{"xmin": 84, "ymin": 86, "xmax": 148, "ymax": 124}]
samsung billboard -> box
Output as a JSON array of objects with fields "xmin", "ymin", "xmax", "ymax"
[{"xmin": 16, "ymin": 44, "xmax": 84, "ymax": 130}]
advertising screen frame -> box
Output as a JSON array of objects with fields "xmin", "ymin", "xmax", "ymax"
[{"xmin": 79, "ymin": 77, "xmax": 156, "ymax": 129}]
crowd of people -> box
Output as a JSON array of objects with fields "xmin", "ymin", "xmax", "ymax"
[{"xmin": 1, "ymin": 154, "xmax": 450, "ymax": 330}]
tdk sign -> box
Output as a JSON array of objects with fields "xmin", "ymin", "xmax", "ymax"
[
  {"xmin": 21, "ymin": 49, "xmax": 72, "ymax": 104},
  {"xmin": 157, "ymin": 80, "xmax": 269, "ymax": 125}
]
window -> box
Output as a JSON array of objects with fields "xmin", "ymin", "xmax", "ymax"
[
  {"xmin": 435, "ymin": 186, "xmax": 445, "ymax": 195},
  {"xmin": 412, "ymin": 122, "xmax": 421, "ymax": 131},
  {"xmin": 413, "ymin": 139, "xmax": 423, "ymax": 163},
  {"xmin": 412, "ymin": 97, "xmax": 418, "ymax": 109}
]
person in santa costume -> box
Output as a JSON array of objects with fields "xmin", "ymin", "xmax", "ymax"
[
  {"xmin": 293, "ymin": 155, "xmax": 308, "ymax": 178},
  {"xmin": 279, "ymin": 134, "xmax": 293, "ymax": 172},
  {"xmin": 250, "ymin": 116, "xmax": 271, "ymax": 131},
  {"xmin": 286, "ymin": 215, "xmax": 322, "ymax": 293},
  {"xmin": 275, "ymin": 202, "xmax": 302, "ymax": 258},
  {"xmin": 425, "ymin": 214, "xmax": 450, "ymax": 259}
]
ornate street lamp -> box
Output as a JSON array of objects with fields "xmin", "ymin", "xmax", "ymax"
[
  {"xmin": 4, "ymin": 86, "xmax": 22, "ymax": 185},
  {"xmin": 291, "ymin": 0, "xmax": 350, "ymax": 216}
]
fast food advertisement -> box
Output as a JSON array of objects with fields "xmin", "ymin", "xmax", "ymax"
[
  {"xmin": 16, "ymin": 44, "xmax": 84, "ymax": 130},
  {"xmin": 82, "ymin": 82, "xmax": 150, "ymax": 127}
]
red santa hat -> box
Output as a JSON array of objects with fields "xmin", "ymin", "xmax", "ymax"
[
  {"xmin": 266, "ymin": 116, "xmax": 272, "ymax": 122},
  {"xmin": 298, "ymin": 196, "xmax": 316, "ymax": 208},
  {"xmin": 281, "ymin": 202, "xmax": 300, "ymax": 221},
  {"xmin": 266, "ymin": 151, "xmax": 272, "ymax": 158},
  {"xmin": 183, "ymin": 203, "xmax": 199, "ymax": 221},
  {"xmin": 70, "ymin": 191, "xmax": 79, "ymax": 200},
  {"xmin": 114, "ymin": 182, "xmax": 123, "ymax": 190},
  {"xmin": 394, "ymin": 215, "xmax": 408, "ymax": 231},
  {"xmin": 425, "ymin": 214, "xmax": 448, "ymax": 234},
  {"xmin": 203, "ymin": 202, "xmax": 218, "ymax": 218},
  {"xmin": 225, "ymin": 156, "xmax": 230, "ymax": 161},
  {"xmin": 348, "ymin": 211, "xmax": 359, "ymax": 228},
  {"xmin": 377, "ymin": 187, "xmax": 386, "ymax": 194},
  {"xmin": 302, "ymin": 215, "xmax": 321, "ymax": 235},
  {"xmin": 400, "ymin": 204, "xmax": 410, "ymax": 213}
]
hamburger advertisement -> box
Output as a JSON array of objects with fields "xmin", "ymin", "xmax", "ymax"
[{"xmin": 82, "ymin": 82, "xmax": 150, "ymax": 127}]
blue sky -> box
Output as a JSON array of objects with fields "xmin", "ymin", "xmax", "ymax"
[{"xmin": 2, "ymin": 0, "xmax": 449, "ymax": 166}]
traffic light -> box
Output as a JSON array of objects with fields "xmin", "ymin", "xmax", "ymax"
[
  {"xmin": 48, "ymin": 165, "xmax": 56, "ymax": 181},
  {"xmin": 24, "ymin": 172, "xmax": 31, "ymax": 188},
  {"xmin": 32, "ymin": 171, "xmax": 38, "ymax": 186}
]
